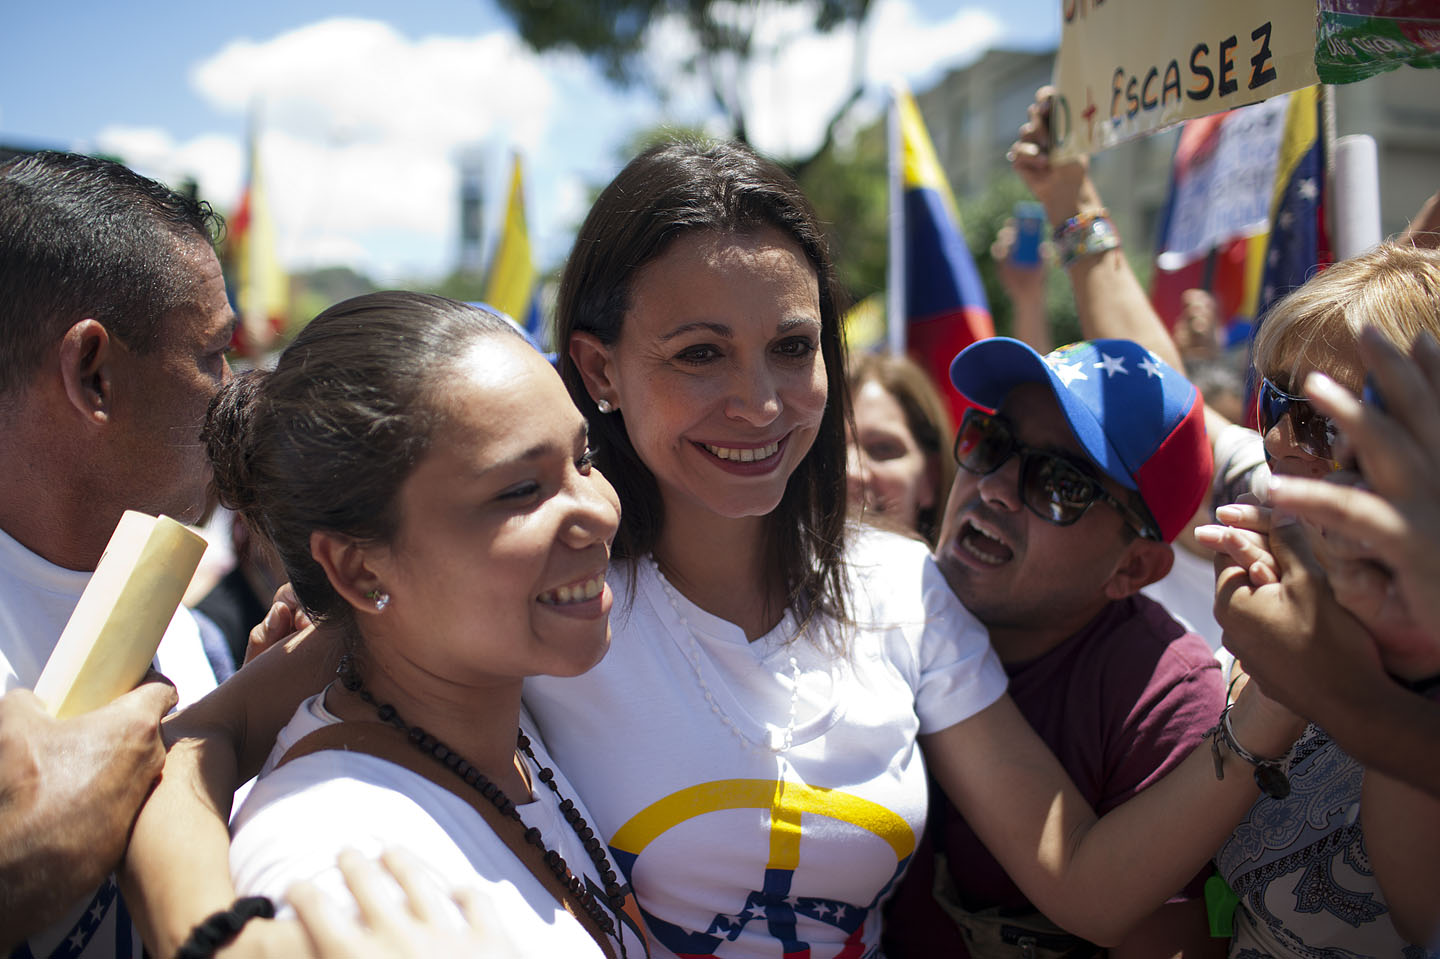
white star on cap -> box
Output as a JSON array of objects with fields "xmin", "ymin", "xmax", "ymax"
[
  {"xmin": 1138, "ymin": 355, "xmax": 1164, "ymax": 378},
  {"xmin": 1052, "ymin": 360, "xmax": 1089, "ymax": 387},
  {"xmin": 1094, "ymin": 353, "xmax": 1128, "ymax": 377}
]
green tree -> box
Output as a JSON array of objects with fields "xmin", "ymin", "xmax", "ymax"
[
  {"xmin": 793, "ymin": 124, "xmax": 888, "ymax": 303},
  {"xmin": 495, "ymin": 0, "xmax": 876, "ymax": 167}
]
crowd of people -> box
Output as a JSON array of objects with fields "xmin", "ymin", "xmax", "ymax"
[{"xmin": 1, "ymin": 83, "xmax": 1437, "ymax": 959}]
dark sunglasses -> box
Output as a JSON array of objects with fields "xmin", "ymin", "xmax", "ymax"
[
  {"xmin": 1257, "ymin": 376, "xmax": 1339, "ymax": 461},
  {"xmin": 953, "ymin": 409, "xmax": 1162, "ymax": 541}
]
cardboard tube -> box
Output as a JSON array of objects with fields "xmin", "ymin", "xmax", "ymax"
[{"xmin": 1333, "ymin": 135, "xmax": 1382, "ymax": 260}]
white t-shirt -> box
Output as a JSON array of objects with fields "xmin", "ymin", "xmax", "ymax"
[
  {"xmin": 524, "ymin": 528, "xmax": 1008, "ymax": 959},
  {"xmin": 230, "ymin": 693, "xmax": 645, "ymax": 959},
  {"xmin": 0, "ymin": 524, "xmax": 219, "ymax": 959},
  {"xmin": 0, "ymin": 526, "xmax": 218, "ymax": 707}
]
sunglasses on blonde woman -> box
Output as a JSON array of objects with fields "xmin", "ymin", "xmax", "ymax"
[
  {"xmin": 953, "ymin": 409, "xmax": 1162, "ymax": 541},
  {"xmin": 1257, "ymin": 376, "xmax": 1340, "ymax": 461}
]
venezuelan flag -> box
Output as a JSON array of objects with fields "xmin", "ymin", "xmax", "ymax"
[
  {"xmin": 893, "ymin": 88, "xmax": 993, "ymax": 424},
  {"xmin": 1255, "ymin": 86, "xmax": 1331, "ymax": 323},
  {"xmin": 483, "ymin": 152, "xmax": 543, "ymax": 345},
  {"xmin": 1240, "ymin": 85, "xmax": 1332, "ymax": 426}
]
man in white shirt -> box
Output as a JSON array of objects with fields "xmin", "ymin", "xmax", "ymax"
[{"xmin": 0, "ymin": 151, "xmax": 236, "ymax": 958}]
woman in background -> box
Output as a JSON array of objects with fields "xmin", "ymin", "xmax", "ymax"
[{"xmin": 845, "ymin": 351, "xmax": 954, "ymax": 544}]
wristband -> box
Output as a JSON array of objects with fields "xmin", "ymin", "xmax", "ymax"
[
  {"xmin": 1054, "ymin": 210, "xmax": 1121, "ymax": 268},
  {"xmin": 1051, "ymin": 208, "xmax": 1110, "ymax": 239},
  {"xmin": 1205, "ymin": 703, "xmax": 1293, "ymax": 800},
  {"xmin": 174, "ymin": 896, "xmax": 275, "ymax": 959}
]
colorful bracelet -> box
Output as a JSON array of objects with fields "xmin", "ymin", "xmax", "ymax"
[
  {"xmin": 1205, "ymin": 703, "xmax": 1293, "ymax": 800},
  {"xmin": 1052, "ymin": 207, "xmax": 1110, "ymax": 240},
  {"xmin": 174, "ymin": 896, "xmax": 275, "ymax": 959},
  {"xmin": 1054, "ymin": 210, "xmax": 1120, "ymax": 268}
]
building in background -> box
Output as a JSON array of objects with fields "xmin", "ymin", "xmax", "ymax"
[{"xmin": 458, "ymin": 150, "xmax": 486, "ymax": 277}]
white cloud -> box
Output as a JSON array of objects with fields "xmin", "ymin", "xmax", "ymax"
[
  {"xmin": 190, "ymin": 20, "xmax": 557, "ymax": 154},
  {"xmin": 85, "ymin": 18, "xmax": 635, "ymax": 282},
  {"xmin": 177, "ymin": 18, "xmax": 583, "ymax": 282},
  {"xmin": 866, "ymin": 2, "xmax": 1005, "ymax": 87},
  {"xmin": 87, "ymin": 2, "xmax": 1026, "ymax": 281},
  {"xmin": 93, "ymin": 127, "xmax": 244, "ymax": 205}
]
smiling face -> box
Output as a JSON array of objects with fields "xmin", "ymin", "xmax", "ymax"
[
  {"xmin": 579, "ymin": 227, "xmax": 828, "ymax": 525},
  {"xmin": 369, "ymin": 336, "xmax": 621, "ymax": 685},
  {"xmin": 847, "ymin": 378, "xmax": 935, "ymax": 533},
  {"xmin": 934, "ymin": 383, "xmax": 1135, "ymax": 646}
]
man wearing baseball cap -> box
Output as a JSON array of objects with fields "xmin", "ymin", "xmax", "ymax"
[{"xmin": 884, "ymin": 338, "xmax": 1227, "ymax": 957}]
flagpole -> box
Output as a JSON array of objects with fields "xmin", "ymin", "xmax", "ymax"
[{"xmin": 886, "ymin": 85, "xmax": 905, "ymax": 356}]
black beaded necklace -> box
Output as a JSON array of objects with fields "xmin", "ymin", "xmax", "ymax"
[{"xmin": 336, "ymin": 655, "xmax": 628, "ymax": 957}]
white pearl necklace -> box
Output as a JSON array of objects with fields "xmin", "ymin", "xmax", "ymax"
[{"xmin": 647, "ymin": 555, "xmax": 802, "ymax": 753}]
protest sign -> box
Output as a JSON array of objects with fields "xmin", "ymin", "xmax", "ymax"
[
  {"xmin": 1157, "ymin": 94, "xmax": 1291, "ymax": 263},
  {"xmin": 1052, "ymin": 0, "xmax": 1319, "ymax": 159}
]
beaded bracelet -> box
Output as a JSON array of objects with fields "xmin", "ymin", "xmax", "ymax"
[
  {"xmin": 1205, "ymin": 703, "xmax": 1292, "ymax": 800},
  {"xmin": 174, "ymin": 896, "xmax": 275, "ymax": 959},
  {"xmin": 1054, "ymin": 210, "xmax": 1120, "ymax": 269},
  {"xmin": 1051, "ymin": 207, "xmax": 1110, "ymax": 240}
]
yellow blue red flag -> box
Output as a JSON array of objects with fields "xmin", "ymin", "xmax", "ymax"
[
  {"xmin": 1255, "ymin": 86, "xmax": 1331, "ymax": 321},
  {"xmin": 483, "ymin": 153, "xmax": 542, "ymax": 343},
  {"xmin": 894, "ymin": 88, "xmax": 993, "ymax": 425}
]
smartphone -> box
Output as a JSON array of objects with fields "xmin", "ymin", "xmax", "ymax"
[{"xmin": 1011, "ymin": 202, "xmax": 1046, "ymax": 266}]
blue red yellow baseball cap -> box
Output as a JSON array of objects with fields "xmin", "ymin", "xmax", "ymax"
[{"xmin": 948, "ymin": 337, "xmax": 1212, "ymax": 543}]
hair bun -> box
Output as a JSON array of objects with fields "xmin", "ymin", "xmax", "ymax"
[{"xmin": 204, "ymin": 368, "xmax": 269, "ymax": 515}]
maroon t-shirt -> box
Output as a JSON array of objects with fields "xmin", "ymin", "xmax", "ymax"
[{"xmin": 884, "ymin": 595, "xmax": 1225, "ymax": 955}]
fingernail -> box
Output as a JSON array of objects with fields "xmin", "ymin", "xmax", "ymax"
[
  {"xmin": 1193, "ymin": 525, "xmax": 1226, "ymax": 546},
  {"xmin": 1215, "ymin": 504, "xmax": 1243, "ymax": 523},
  {"xmin": 1303, "ymin": 371, "xmax": 1345, "ymax": 403}
]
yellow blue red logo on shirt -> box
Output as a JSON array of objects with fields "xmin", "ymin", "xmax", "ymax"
[{"xmin": 608, "ymin": 779, "xmax": 915, "ymax": 958}]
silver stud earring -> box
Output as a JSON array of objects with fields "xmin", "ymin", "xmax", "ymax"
[
  {"xmin": 595, "ymin": 398, "xmax": 615, "ymax": 414},
  {"xmin": 364, "ymin": 589, "xmax": 390, "ymax": 612}
]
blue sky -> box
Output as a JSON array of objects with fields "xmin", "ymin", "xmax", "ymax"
[{"xmin": 2, "ymin": 0, "xmax": 1060, "ymax": 281}]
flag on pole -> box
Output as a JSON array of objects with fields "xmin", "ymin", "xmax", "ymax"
[
  {"xmin": 891, "ymin": 87, "xmax": 994, "ymax": 425},
  {"xmin": 224, "ymin": 108, "xmax": 289, "ymax": 355},
  {"xmin": 482, "ymin": 153, "xmax": 542, "ymax": 346}
]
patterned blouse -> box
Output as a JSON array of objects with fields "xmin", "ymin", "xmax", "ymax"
[{"xmin": 1215, "ymin": 723, "xmax": 1437, "ymax": 958}]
